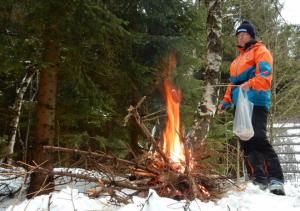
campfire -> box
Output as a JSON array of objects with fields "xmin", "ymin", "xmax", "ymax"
[
  {"xmin": 130, "ymin": 79, "xmax": 212, "ymax": 200},
  {"xmin": 25, "ymin": 78, "xmax": 223, "ymax": 203},
  {"xmin": 17, "ymin": 52, "xmax": 227, "ymax": 204},
  {"xmin": 145, "ymin": 79, "xmax": 192, "ymax": 176}
]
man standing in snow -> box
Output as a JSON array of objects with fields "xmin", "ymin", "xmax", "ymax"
[{"xmin": 218, "ymin": 20, "xmax": 285, "ymax": 195}]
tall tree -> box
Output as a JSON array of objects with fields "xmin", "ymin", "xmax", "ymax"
[
  {"xmin": 187, "ymin": 0, "xmax": 223, "ymax": 150},
  {"xmin": 6, "ymin": 64, "xmax": 37, "ymax": 164},
  {"xmin": 28, "ymin": 35, "xmax": 60, "ymax": 196}
]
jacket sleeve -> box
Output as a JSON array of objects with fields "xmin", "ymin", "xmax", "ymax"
[
  {"xmin": 248, "ymin": 46, "xmax": 273, "ymax": 90},
  {"xmin": 221, "ymin": 82, "xmax": 233, "ymax": 108}
]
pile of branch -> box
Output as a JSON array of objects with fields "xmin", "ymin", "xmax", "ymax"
[{"xmin": 18, "ymin": 97, "xmax": 231, "ymax": 203}]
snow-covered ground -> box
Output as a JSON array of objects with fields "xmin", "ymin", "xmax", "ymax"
[
  {"xmin": 1, "ymin": 167, "xmax": 300, "ymax": 211},
  {"xmin": 2, "ymin": 123, "xmax": 300, "ymax": 211},
  {"xmin": 2, "ymin": 182, "xmax": 300, "ymax": 211}
]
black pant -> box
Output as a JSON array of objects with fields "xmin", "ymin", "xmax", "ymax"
[{"xmin": 239, "ymin": 106, "xmax": 284, "ymax": 183}]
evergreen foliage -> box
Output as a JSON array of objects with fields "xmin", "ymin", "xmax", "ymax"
[
  {"xmin": 0, "ymin": 0, "xmax": 207, "ymax": 159},
  {"xmin": 1, "ymin": 0, "xmax": 300, "ymax": 167}
]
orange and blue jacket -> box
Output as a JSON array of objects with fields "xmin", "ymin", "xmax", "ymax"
[{"xmin": 221, "ymin": 41, "xmax": 273, "ymax": 110}]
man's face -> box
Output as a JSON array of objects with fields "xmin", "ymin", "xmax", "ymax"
[{"xmin": 236, "ymin": 32, "xmax": 251, "ymax": 47}]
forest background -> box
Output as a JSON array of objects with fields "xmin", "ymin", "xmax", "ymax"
[{"xmin": 1, "ymin": 0, "xmax": 300, "ymax": 195}]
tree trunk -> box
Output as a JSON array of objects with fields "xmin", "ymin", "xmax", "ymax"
[
  {"xmin": 187, "ymin": 0, "xmax": 223, "ymax": 149},
  {"xmin": 6, "ymin": 65, "xmax": 37, "ymax": 164},
  {"xmin": 28, "ymin": 38, "xmax": 59, "ymax": 197}
]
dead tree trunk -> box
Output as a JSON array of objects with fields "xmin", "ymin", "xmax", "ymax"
[
  {"xmin": 187, "ymin": 0, "xmax": 223, "ymax": 149},
  {"xmin": 6, "ymin": 65, "xmax": 37, "ymax": 164},
  {"xmin": 27, "ymin": 36, "xmax": 59, "ymax": 197}
]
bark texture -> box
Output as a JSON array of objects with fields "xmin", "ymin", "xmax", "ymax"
[
  {"xmin": 28, "ymin": 37, "xmax": 59, "ymax": 197},
  {"xmin": 187, "ymin": 0, "xmax": 223, "ymax": 149},
  {"xmin": 6, "ymin": 66, "xmax": 37, "ymax": 164}
]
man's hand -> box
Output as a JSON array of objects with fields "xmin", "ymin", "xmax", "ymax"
[{"xmin": 240, "ymin": 82, "xmax": 250, "ymax": 91}]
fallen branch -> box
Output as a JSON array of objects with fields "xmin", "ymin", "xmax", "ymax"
[
  {"xmin": 43, "ymin": 145, "xmax": 160, "ymax": 175},
  {"xmin": 17, "ymin": 161, "xmax": 162, "ymax": 191}
]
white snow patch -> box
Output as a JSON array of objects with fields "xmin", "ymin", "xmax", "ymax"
[
  {"xmin": 2, "ymin": 172, "xmax": 300, "ymax": 211},
  {"xmin": 6, "ymin": 186, "xmax": 119, "ymax": 211}
]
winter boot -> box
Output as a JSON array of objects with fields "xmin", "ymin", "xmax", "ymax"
[{"xmin": 269, "ymin": 179, "xmax": 285, "ymax": 195}]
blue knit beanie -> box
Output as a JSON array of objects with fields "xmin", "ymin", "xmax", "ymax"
[{"xmin": 236, "ymin": 20, "xmax": 256, "ymax": 39}]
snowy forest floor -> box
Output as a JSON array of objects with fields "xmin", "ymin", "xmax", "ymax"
[{"xmin": 1, "ymin": 168, "xmax": 300, "ymax": 211}]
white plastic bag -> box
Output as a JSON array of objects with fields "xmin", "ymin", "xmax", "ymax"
[{"xmin": 233, "ymin": 88, "xmax": 254, "ymax": 141}]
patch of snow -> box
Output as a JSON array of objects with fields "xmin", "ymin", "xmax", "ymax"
[
  {"xmin": 2, "ymin": 169, "xmax": 300, "ymax": 211},
  {"xmin": 0, "ymin": 167, "xmax": 27, "ymax": 211},
  {"xmin": 53, "ymin": 168, "xmax": 102, "ymax": 192},
  {"xmin": 0, "ymin": 167, "xmax": 25, "ymax": 196},
  {"xmin": 6, "ymin": 186, "xmax": 119, "ymax": 211},
  {"xmin": 119, "ymin": 183, "xmax": 300, "ymax": 211}
]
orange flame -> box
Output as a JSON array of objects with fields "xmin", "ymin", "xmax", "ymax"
[{"xmin": 162, "ymin": 80, "xmax": 185, "ymax": 171}]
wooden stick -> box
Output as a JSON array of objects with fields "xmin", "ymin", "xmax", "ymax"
[
  {"xmin": 17, "ymin": 161, "xmax": 162, "ymax": 191},
  {"xmin": 125, "ymin": 98, "xmax": 169, "ymax": 164},
  {"xmin": 43, "ymin": 145, "xmax": 160, "ymax": 175},
  {"xmin": 142, "ymin": 114, "xmax": 166, "ymax": 122},
  {"xmin": 141, "ymin": 108, "xmax": 166, "ymax": 120}
]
